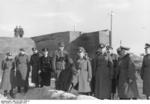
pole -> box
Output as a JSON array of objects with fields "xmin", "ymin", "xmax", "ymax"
[
  {"xmin": 110, "ymin": 10, "xmax": 113, "ymax": 47},
  {"xmin": 110, "ymin": 11, "xmax": 113, "ymax": 32}
]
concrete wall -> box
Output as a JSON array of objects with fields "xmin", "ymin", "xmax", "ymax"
[
  {"xmin": 65, "ymin": 31, "xmax": 82, "ymax": 60},
  {"xmin": 32, "ymin": 32, "xmax": 70, "ymax": 56},
  {"xmin": 32, "ymin": 31, "xmax": 81, "ymax": 57},
  {"xmin": 32, "ymin": 30, "xmax": 110, "ymax": 59},
  {"xmin": 99, "ymin": 30, "xmax": 111, "ymax": 46}
]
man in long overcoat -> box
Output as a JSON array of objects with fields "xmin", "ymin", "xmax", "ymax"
[
  {"xmin": 0, "ymin": 52, "xmax": 15, "ymax": 97},
  {"xmin": 117, "ymin": 46, "xmax": 139, "ymax": 99},
  {"xmin": 30, "ymin": 48, "xmax": 41, "ymax": 87},
  {"xmin": 141, "ymin": 43, "xmax": 150, "ymax": 99},
  {"xmin": 94, "ymin": 44, "xmax": 113, "ymax": 99},
  {"xmin": 15, "ymin": 48, "xmax": 30, "ymax": 93},
  {"xmin": 74, "ymin": 47, "xmax": 92, "ymax": 95}
]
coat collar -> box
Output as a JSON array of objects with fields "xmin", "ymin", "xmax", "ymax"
[{"xmin": 19, "ymin": 53, "xmax": 26, "ymax": 56}]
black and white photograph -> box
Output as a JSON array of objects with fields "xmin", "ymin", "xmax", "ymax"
[{"xmin": 0, "ymin": 0, "xmax": 150, "ymax": 103}]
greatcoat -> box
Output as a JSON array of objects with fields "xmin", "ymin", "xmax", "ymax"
[
  {"xmin": 0, "ymin": 58, "xmax": 15, "ymax": 91},
  {"xmin": 118, "ymin": 54, "xmax": 139, "ymax": 99},
  {"xmin": 75, "ymin": 58, "xmax": 92, "ymax": 93},
  {"xmin": 141, "ymin": 54, "xmax": 150, "ymax": 96},
  {"xmin": 15, "ymin": 54, "xmax": 30, "ymax": 87},
  {"xmin": 30, "ymin": 53, "xmax": 40, "ymax": 84},
  {"xmin": 94, "ymin": 53, "xmax": 113, "ymax": 99}
]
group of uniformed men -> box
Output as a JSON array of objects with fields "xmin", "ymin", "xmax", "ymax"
[{"xmin": 1, "ymin": 41, "xmax": 150, "ymax": 100}]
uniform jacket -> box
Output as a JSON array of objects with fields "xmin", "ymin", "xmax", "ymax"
[
  {"xmin": 52, "ymin": 49, "xmax": 69, "ymax": 72},
  {"xmin": 40, "ymin": 55, "xmax": 52, "ymax": 73}
]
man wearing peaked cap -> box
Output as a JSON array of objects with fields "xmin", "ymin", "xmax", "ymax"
[
  {"xmin": 96, "ymin": 43, "xmax": 106, "ymax": 55},
  {"xmin": 141, "ymin": 43, "xmax": 150, "ymax": 99},
  {"xmin": 20, "ymin": 48, "xmax": 25, "ymax": 51},
  {"xmin": 0, "ymin": 51, "xmax": 15, "ymax": 97},
  {"xmin": 15, "ymin": 48, "xmax": 30, "ymax": 93},
  {"xmin": 98, "ymin": 43, "xmax": 105, "ymax": 49},
  {"xmin": 145, "ymin": 43, "xmax": 150, "ymax": 49},
  {"xmin": 77, "ymin": 46, "xmax": 86, "ymax": 53},
  {"xmin": 19, "ymin": 48, "xmax": 26, "ymax": 55},
  {"xmin": 32, "ymin": 47, "xmax": 37, "ymax": 51},
  {"xmin": 30, "ymin": 47, "xmax": 41, "ymax": 88},
  {"xmin": 117, "ymin": 47, "xmax": 121, "ymax": 56},
  {"xmin": 106, "ymin": 45, "xmax": 113, "ymax": 54},
  {"xmin": 106, "ymin": 45, "xmax": 113, "ymax": 50},
  {"xmin": 144, "ymin": 43, "xmax": 150, "ymax": 55},
  {"xmin": 120, "ymin": 46, "xmax": 130, "ymax": 51},
  {"xmin": 52, "ymin": 41, "xmax": 70, "ymax": 90},
  {"xmin": 94, "ymin": 43, "xmax": 113, "ymax": 99},
  {"xmin": 58, "ymin": 42, "xmax": 65, "ymax": 47},
  {"xmin": 6, "ymin": 52, "xmax": 12, "ymax": 56},
  {"xmin": 74, "ymin": 46, "xmax": 92, "ymax": 95},
  {"xmin": 117, "ymin": 46, "xmax": 130, "ymax": 58},
  {"xmin": 42, "ymin": 48, "xmax": 49, "ymax": 52},
  {"xmin": 117, "ymin": 45, "xmax": 138, "ymax": 99}
]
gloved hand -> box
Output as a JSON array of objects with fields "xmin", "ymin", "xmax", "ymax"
[
  {"xmin": 87, "ymin": 78, "xmax": 91, "ymax": 83},
  {"xmin": 38, "ymin": 70, "xmax": 41, "ymax": 74},
  {"xmin": 129, "ymin": 79, "xmax": 133, "ymax": 84}
]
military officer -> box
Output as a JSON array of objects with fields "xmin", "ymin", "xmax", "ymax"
[
  {"xmin": 56, "ymin": 56, "xmax": 76, "ymax": 91},
  {"xmin": 30, "ymin": 48, "xmax": 41, "ymax": 87},
  {"xmin": 52, "ymin": 42, "xmax": 69, "ymax": 89},
  {"xmin": 141, "ymin": 43, "xmax": 150, "ymax": 99},
  {"xmin": 94, "ymin": 44, "xmax": 113, "ymax": 99},
  {"xmin": 15, "ymin": 48, "xmax": 30, "ymax": 93},
  {"xmin": 0, "ymin": 52, "xmax": 15, "ymax": 97},
  {"xmin": 117, "ymin": 46, "xmax": 139, "ymax": 99},
  {"xmin": 74, "ymin": 47, "xmax": 92, "ymax": 95},
  {"xmin": 40, "ymin": 48, "xmax": 52, "ymax": 87}
]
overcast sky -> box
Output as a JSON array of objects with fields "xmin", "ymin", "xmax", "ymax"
[{"xmin": 0, "ymin": 0, "xmax": 150, "ymax": 55}]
